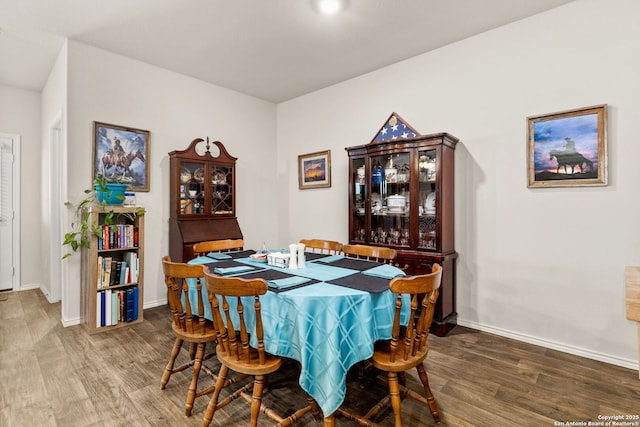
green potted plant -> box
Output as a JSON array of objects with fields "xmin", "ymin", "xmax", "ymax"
[
  {"xmin": 62, "ymin": 177, "xmax": 144, "ymax": 259},
  {"xmin": 93, "ymin": 172, "xmax": 129, "ymax": 205}
]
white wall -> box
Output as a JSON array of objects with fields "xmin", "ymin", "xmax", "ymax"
[
  {"xmin": 59, "ymin": 40, "xmax": 278, "ymax": 325},
  {"xmin": 0, "ymin": 84, "xmax": 41, "ymax": 290},
  {"xmin": 41, "ymin": 40, "xmax": 68, "ymax": 306},
  {"xmin": 277, "ymin": 0, "xmax": 640, "ymax": 368}
]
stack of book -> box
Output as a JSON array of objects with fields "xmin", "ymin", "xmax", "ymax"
[
  {"xmin": 96, "ymin": 252, "xmax": 139, "ymax": 288},
  {"xmin": 96, "ymin": 287, "xmax": 138, "ymax": 328},
  {"xmin": 97, "ymin": 224, "xmax": 139, "ymax": 250}
]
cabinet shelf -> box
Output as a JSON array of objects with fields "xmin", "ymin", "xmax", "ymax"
[
  {"xmin": 81, "ymin": 206, "xmax": 144, "ymax": 334},
  {"xmin": 97, "ymin": 247, "xmax": 139, "ymax": 254},
  {"xmin": 97, "ymin": 282, "xmax": 140, "ymax": 291}
]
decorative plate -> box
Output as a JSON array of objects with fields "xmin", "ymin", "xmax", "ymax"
[
  {"xmin": 180, "ymin": 167, "xmax": 191, "ymax": 184},
  {"xmin": 193, "ymin": 167, "xmax": 205, "ymax": 183}
]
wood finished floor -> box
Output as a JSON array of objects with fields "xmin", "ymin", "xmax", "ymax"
[{"xmin": 1, "ymin": 289, "xmax": 639, "ymax": 426}]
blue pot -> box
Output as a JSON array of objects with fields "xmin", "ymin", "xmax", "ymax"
[{"xmin": 95, "ymin": 183, "xmax": 128, "ymax": 205}]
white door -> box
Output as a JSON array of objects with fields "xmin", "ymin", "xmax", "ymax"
[{"xmin": 0, "ymin": 134, "xmax": 18, "ymax": 291}]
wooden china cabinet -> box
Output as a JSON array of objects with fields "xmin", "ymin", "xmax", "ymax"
[
  {"xmin": 169, "ymin": 138, "xmax": 243, "ymax": 262},
  {"xmin": 346, "ymin": 115, "xmax": 458, "ymax": 336}
]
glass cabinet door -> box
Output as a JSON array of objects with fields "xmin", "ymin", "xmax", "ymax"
[
  {"xmin": 179, "ymin": 161, "xmax": 206, "ymax": 215},
  {"xmin": 418, "ymin": 149, "xmax": 437, "ymax": 249},
  {"xmin": 211, "ymin": 166, "xmax": 233, "ymax": 215},
  {"xmin": 351, "ymin": 157, "xmax": 366, "ymax": 242},
  {"xmin": 370, "ymin": 152, "xmax": 411, "ymax": 247}
]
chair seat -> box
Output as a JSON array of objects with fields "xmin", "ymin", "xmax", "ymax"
[
  {"xmin": 371, "ymin": 341, "xmax": 428, "ymax": 373},
  {"xmin": 171, "ymin": 319, "xmax": 217, "ymax": 343},
  {"xmin": 216, "ymin": 345, "xmax": 283, "ymax": 376}
]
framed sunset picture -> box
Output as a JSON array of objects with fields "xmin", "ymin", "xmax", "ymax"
[
  {"xmin": 298, "ymin": 150, "xmax": 331, "ymax": 189},
  {"xmin": 527, "ymin": 105, "xmax": 607, "ymax": 188}
]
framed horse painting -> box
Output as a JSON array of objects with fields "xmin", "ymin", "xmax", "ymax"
[
  {"xmin": 527, "ymin": 105, "xmax": 607, "ymax": 188},
  {"xmin": 93, "ymin": 121, "xmax": 150, "ymax": 192}
]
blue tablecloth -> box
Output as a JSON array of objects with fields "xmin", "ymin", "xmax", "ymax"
[{"xmin": 188, "ymin": 253, "xmax": 409, "ymax": 417}]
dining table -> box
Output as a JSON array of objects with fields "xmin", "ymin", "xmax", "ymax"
[{"xmin": 187, "ymin": 249, "xmax": 410, "ymax": 423}]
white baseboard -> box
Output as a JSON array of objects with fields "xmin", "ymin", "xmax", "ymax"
[
  {"xmin": 61, "ymin": 316, "xmax": 81, "ymax": 327},
  {"xmin": 457, "ymin": 319, "xmax": 638, "ymax": 371},
  {"xmin": 143, "ymin": 298, "xmax": 167, "ymax": 309}
]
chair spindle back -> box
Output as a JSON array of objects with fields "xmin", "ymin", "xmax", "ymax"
[
  {"xmin": 193, "ymin": 239, "xmax": 244, "ymax": 257},
  {"xmin": 162, "ymin": 256, "xmax": 208, "ymax": 335},
  {"xmin": 299, "ymin": 239, "xmax": 343, "ymax": 255},
  {"xmin": 342, "ymin": 244, "xmax": 397, "ymax": 264},
  {"xmin": 388, "ymin": 263, "xmax": 442, "ymax": 363},
  {"xmin": 204, "ymin": 270, "xmax": 269, "ymax": 365}
]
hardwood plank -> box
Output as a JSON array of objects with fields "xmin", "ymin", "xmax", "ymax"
[{"xmin": 3, "ymin": 289, "xmax": 640, "ymax": 427}]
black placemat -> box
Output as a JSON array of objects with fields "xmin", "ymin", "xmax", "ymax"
[
  {"xmin": 202, "ymin": 259, "xmax": 251, "ymax": 269},
  {"xmin": 327, "ymin": 273, "xmax": 390, "ymax": 293},
  {"xmin": 324, "ymin": 257, "xmax": 384, "ymax": 271},
  {"xmin": 303, "ymin": 252, "xmax": 331, "ymax": 261},
  {"xmin": 238, "ymin": 270, "xmax": 319, "ymax": 293},
  {"xmin": 229, "ymin": 250, "xmax": 257, "ymax": 259}
]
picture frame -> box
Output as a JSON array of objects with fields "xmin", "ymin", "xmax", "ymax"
[
  {"xmin": 527, "ymin": 105, "xmax": 607, "ymax": 188},
  {"xmin": 298, "ymin": 150, "xmax": 331, "ymax": 190},
  {"xmin": 93, "ymin": 121, "xmax": 150, "ymax": 192}
]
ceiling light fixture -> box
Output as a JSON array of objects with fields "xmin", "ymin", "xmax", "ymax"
[{"xmin": 316, "ymin": 0, "xmax": 345, "ymax": 15}]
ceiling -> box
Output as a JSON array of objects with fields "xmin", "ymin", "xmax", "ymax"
[{"xmin": 0, "ymin": 0, "xmax": 575, "ymax": 103}]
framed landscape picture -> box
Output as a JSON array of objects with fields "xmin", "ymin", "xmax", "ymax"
[
  {"xmin": 527, "ymin": 105, "xmax": 607, "ymax": 188},
  {"xmin": 93, "ymin": 122, "xmax": 150, "ymax": 192},
  {"xmin": 298, "ymin": 150, "xmax": 331, "ymax": 189}
]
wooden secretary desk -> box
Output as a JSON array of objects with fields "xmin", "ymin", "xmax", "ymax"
[
  {"xmin": 168, "ymin": 138, "xmax": 243, "ymax": 262},
  {"xmin": 346, "ymin": 113, "xmax": 459, "ymax": 336}
]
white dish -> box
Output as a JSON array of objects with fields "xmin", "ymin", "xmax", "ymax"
[{"xmin": 250, "ymin": 253, "xmax": 268, "ymax": 263}]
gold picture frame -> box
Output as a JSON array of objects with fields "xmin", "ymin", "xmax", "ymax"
[
  {"xmin": 298, "ymin": 150, "xmax": 331, "ymax": 190},
  {"xmin": 527, "ymin": 105, "xmax": 607, "ymax": 188}
]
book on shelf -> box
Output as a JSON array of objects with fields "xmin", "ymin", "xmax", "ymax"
[
  {"xmin": 103, "ymin": 258, "xmax": 112, "ymax": 288},
  {"xmin": 96, "ymin": 293, "xmax": 101, "ymax": 328},
  {"xmin": 128, "ymin": 288, "xmax": 138, "ymax": 322},
  {"xmin": 123, "ymin": 252, "xmax": 138, "ymax": 283},
  {"xmin": 100, "ymin": 291, "xmax": 106, "ymax": 327},
  {"xmin": 113, "ymin": 262, "xmax": 122, "ymax": 286},
  {"xmin": 111, "ymin": 291, "xmax": 118, "ymax": 326},
  {"xmin": 119, "ymin": 261, "xmax": 128, "ymax": 284},
  {"xmin": 105, "ymin": 289, "xmax": 112, "ymax": 326},
  {"xmin": 97, "ymin": 256, "xmax": 103, "ymax": 288}
]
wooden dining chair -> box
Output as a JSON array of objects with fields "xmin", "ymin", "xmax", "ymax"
[
  {"xmin": 202, "ymin": 269, "xmax": 321, "ymax": 427},
  {"xmin": 337, "ymin": 264, "xmax": 443, "ymax": 426},
  {"xmin": 193, "ymin": 239, "xmax": 244, "ymax": 257},
  {"xmin": 342, "ymin": 243, "xmax": 397, "ymax": 264},
  {"xmin": 299, "ymin": 239, "xmax": 343, "ymax": 255},
  {"xmin": 161, "ymin": 256, "xmax": 218, "ymax": 416}
]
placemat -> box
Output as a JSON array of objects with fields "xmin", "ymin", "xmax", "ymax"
[
  {"xmin": 213, "ymin": 265, "xmax": 255, "ymax": 275},
  {"xmin": 203, "ymin": 260, "xmax": 249, "ymax": 269},
  {"xmin": 205, "ymin": 252, "xmax": 232, "ymax": 260},
  {"xmin": 303, "ymin": 252, "xmax": 331, "ymax": 261},
  {"xmin": 324, "ymin": 257, "xmax": 384, "ymax": 271},
  {"xmin": 327, "ymin": 273, "xmax": 390, "ymax": 293},
  {"xmin": 238, "ymin": 269, "xmax": 319, "ymax": 293},
  {"xmin": 229, "ymin": 250, "xmax": 257, "ymax": 259}
]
